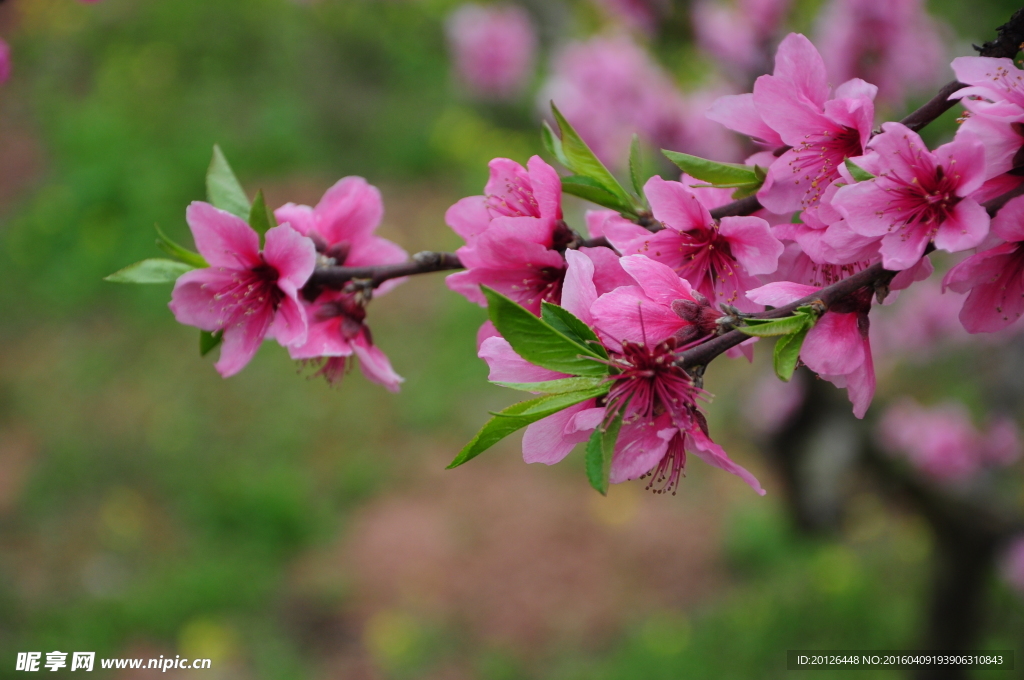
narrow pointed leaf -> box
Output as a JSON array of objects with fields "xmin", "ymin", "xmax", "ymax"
[
  {"xmin": 773, "ymin": 327, "xmax": 809, "ymax": 382},
  {"xmin": 483, "ymin": 287, "xmax": 608, "ymax": 376},
  {"xmin": 541, "ymin": 121, "xmax": 570, "ymax": 167},
  {"xmin": 448, "ymin": 387, "xmax": 608, "ymax": 469},
  {"xmin": 248, "ymin": 189, "xmax": 276, "ymax": 237},
  {"xmin": 663, "ymin": 150, "xmax": 760, "ymax": 186},
  {"xmin": 560, "ymin": 175, "xmax": 634, "ymax": 214},
  {"xmin": 541, "ymin": 301, "xmax": 608, "ymax": 359},
  {"xmin": 104, "ymin": 258, "xmax": 194, "ymax": 284},
  {"xmin": 206, "ymin": 145, "xmax": 250, "ymax": 219},
  {"xmin": 493, "ymin": 376, "xmax": 608, "ymax": 394},
  {"xmin": 200, "ymin": 330, "xmax": 224, "ymax": 357},
  {"xmin": 156, "ymin": 224, "xmax": 207, "ymax": 268},
  {"xmin": 550, "ymin": 103, "xmax": 631, "ymax": 205},
  {"xmin": 845, "ymin": 158, "xmax": 875, "ymax": 182},
  {"xmin": 628, "ymin": 134, "xmax": 645, "ymax": 198},
  {"xmin": 738, "ymin": 313, "xmax": 813, "ymax": 337},
  {"xmin": 585, "ymin": 410, "xmax": 624, "ymax": 495}
]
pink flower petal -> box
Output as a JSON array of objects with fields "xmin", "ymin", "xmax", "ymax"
[
  {"xmin": 478, "ymin": 336, "xmax": 567, "ymax": 383},
  {"xmin": 617, "ymin": 254, "xmax": 695, "ymax": 306},
  {"xmin": 609, "ymin": 417, "xmax": 675, "ymax": 483},
  {"xmin": 186, "ymin": 201, "xmax": 261, "ymax": 269},
  {"xmin": 522, "ymin": 400, "xmax": 595, "ymax": 465},
  {"xmin": 314, "ymin": 176, "xmax": 384, "ymax": 244},
  {"xmin": 718, "ymin": 215, "xmax": 783, "ymax": 275},
  {"xmin": 706, "ymin": 92, "xmax": 784, "ymax": 146},
  {"xmin": 687, "ymin": 428, "xmax": 765, "ymax": 495},
  {"xmin": 932, "ymin": 199, "xmax": 989, "ymax": 254},
  {"xmin": 644, "ymin": 176, "xmax": 713, "ymax": 234},
  {"xmin": 262, "ymin": 224, "xmax": 317, "ymax": 290},
  {"xmin": 561, "ymin": 250, "xmax": 598, "ymax": 324},
  {"xmin": 802, "ymin": 311, "xmax": 865, "ymax": 375},
  {"xmin": 745, "ymin": 281, "xmax": 819, "ymax": 307},
  {"xmin": 352, "ymin": 334, "xmax": 404, "ymax": 392}
]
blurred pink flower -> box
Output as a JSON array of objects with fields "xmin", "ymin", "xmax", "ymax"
[
  {"xmin": 816, "ymin": 0, "xmax": 945, "ymax": 108},
  {"xmin": 1001, "ymin": 536, "xmax": 1024, "ymax": 595},
  {"xmin": 592, "ymin": 0, "xmax": 665, "ymax": 34},
  {"xmin": 446, "ymin": 3, "xmax": 536, "ymax": 100},
  {"xmin": 743, "ymin": 368, "xmax": 807, "ymax": 435},
  {"xmin": 540, "ymin": 35, "xmax": 699, "ymax": 168},
  {"xmin": 878, "ymin": 398, "xmax": 1021, "ymax": 483},
  {"xmin": 693, "ymin": 0, "xmax": 791, "ymax": 75},
  {"xmin": 169, "ymin": 203, "xmax": 316, "ymax": 378},
  {"xmin": 0, "ymin": 39, "xmax": 10, "ymax": 85},
  {"xmin": 869, "ymin": 279, "xmax": 968, "ymax": 360},
  {"xmin": 275, "ymin": 177, "xmax": 408, "ymax": 391}
]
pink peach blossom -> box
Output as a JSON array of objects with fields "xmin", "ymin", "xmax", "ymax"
[
  {"xmin": 275, "ymin": 177, "xmax": 408, "ymax": 391},
  {"xmin": 169, "ymin": 202, "xmax": 316, "ymax": 378},
  {"xmin": 832, "ymin": 122, "xmax": 989, "ymax": 271},
  {"xmin": 708, "ymin": 33, "xmax": 877, "ymax": 213},
  {"xmin": 943, "ymin": 194, "xmax": 1024, "ymax": 333},
  {"xmin": 480, "ymin": 251, "xmax": 764, "ymax": 495},
  {"xmin": 446, "ymin": 4, "xmax": 537, "ymax": 100},
  {"xmin": 446, "ymin": 156, "xmax": 568, "ymax": 314},
  {"xmin": 603, "ymin": 176, "xmax": 782, "ymax": 311}
]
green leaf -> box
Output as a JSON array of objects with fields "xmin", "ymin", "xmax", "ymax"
[
  {"xmin": 541, "ymin": 301, "xmax": 608, "ymax": 359},
  {"xmin": 663, "ymin": 150, "xmax": 761, "ymax": 186},
  {"xmin": 731, "ymin": 183, "xmax": 763, "ymax": 199},
  {"xmin": 628, "ymin": 134, "xmax": 645, "ymax": 198},
  {"xmin": 206, "ymin": 144, "xmax": 250, "ymax": 219},
  {"xmin": 200, "ymin": 330, "xmax": 223, "ymax": 357},
  {"xmin": 773, "ymin": 327, "xmax": 809, "ymax": 382},
  {"xmin": 493, "ymin": 376, "xmax": 608, "ymax": 394},
  {"xmin": 738, "ymin": 313, "xmax": 814, "ymax": 337},
  {"xmin": 845, "ymin": 158, "xmax": 875, "ymax": 182},
  {"xmin": 560, "ymin": 175, "xmax": 634, "ymax": 214},
  {"xmin": 155, "ymin": 224, "xmax": 207, "ymax": 268},
  {"xmin": 248, "ymin": 189, "xmax": 276, "ymax": 237},
  {"xmin": 585, "ymin": 410, "xmax": 624, "ymax": 495},
  {"xmin": 448, "ymin": 388, "xmax": 608, "ymax": 469},
  {"xmin": 541, "ymin": 121, "xmax": 570, "ymax": 167},
  {"xmin": 550, "ymin": 103, "xmax": 632, "ymax": 206},
  {"xmin": 104, "ymin": 258, "xmax": 194, "ymax": 284},
  {"xmin": 483, "ymin": 287, "xmax": 608, "ymax": 376}
]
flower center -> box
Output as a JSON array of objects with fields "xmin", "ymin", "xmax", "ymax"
[
  {"xmin": 606, "ymin": 338, "xmax": 701, "ymax": 426},
  {"xmin": 788, "ymin": 125, "xmax": 863, "ymax": 208},
  {"xmin": 213, "ymin": 261, "xmax": 284, "ymax": 328},
  {"xmin": 486, "ymin": 175, "xmax": 540, "ymax": 218},
  {"xmin": 880, "ymin": 163, "xmax": 962, "ymax": 235}
]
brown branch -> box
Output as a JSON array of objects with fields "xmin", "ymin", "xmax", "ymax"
[
  {"xmin": 898, "ymin": 80, "xmax": 967, "ymax": 133},
  {"xmin": 677, "ymin": 260, "xmax": 894, "ymax": 369},
  {"xmin": 308, "ymin": 251, "xmax": 463, "ymax": 290}
]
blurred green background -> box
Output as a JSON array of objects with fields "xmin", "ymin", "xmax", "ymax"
[{"xmin": 0, "ymin": 0, "xmax": 1021, "ymax": 678}]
